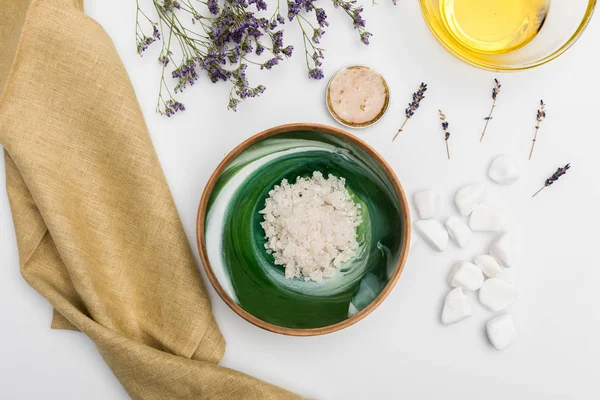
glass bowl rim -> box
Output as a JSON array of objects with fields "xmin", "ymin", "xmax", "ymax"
[{"xmin": 418, "ymin": 0, "xmax": 597, "ymax": 71}]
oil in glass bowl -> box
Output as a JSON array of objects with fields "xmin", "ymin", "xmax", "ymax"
[{"xmin": 439, "ymin": 0, "xmax": 551, "ymax": 54}]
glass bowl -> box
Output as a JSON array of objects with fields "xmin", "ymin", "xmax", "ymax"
[{"xmin": 419, "ymin": 0, "xmax": 597, "ymax": 71}]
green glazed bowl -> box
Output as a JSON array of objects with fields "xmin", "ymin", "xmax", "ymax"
[{"xmin": 197, "ymin": 124, "xmax": 410, "ymax": 336}]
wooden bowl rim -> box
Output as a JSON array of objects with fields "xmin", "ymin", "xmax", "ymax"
[{"xmin": 196, "ymin": 123, "xmax": 411, "ymax": 336}]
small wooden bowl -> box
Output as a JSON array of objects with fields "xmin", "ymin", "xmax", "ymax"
[{"xmin": 196, "ymin": 123, "xmax": 410, "ymax": 336}]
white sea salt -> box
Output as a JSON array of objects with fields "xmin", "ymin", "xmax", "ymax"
[{"xmin": 259, "ymin": 171, "xmax": 361, "ymax": 283}]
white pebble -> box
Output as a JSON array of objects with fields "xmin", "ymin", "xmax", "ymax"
[
  {"xmin": 414, "ymin": 220, "xmax": 448, "ymax": 252},
  {"xmin": 448, "ymin": 261, "xmax": 484, "ymax": 291},
  {"xmin": 474, "ymin": 254, "xmax": 503, "ymax": 278},
  {"xmin": 445, "ymin": 216, "xmax": 472, "ymax": 249},
  {"xmin": 495, "ymin": 267, "xmax": 513, "ymax": 284},
  {"xmin": 488, "ymin": 155, "xmax": 520, "ymax": 185},
  {"xmin": 441, "ymin": 287, "xmax": 472, "ymax": 325},
  {"xmin": 414, "ymin": 189, "xmax": 440, "ymax": 219},
  {"xmin": 409, "ymin": 232, "xmax": 419, "ymax": 248},
  {"xmin": 486, "ymin": 313, "xmax": 518, "ymax": 350},
  {"xmin": 455, "ymin": 184, "xmax": 486, "ymax": 216},
  {"xmin": 490, "ymin": 232, "xmax": 512, "ymax": 267},
  {"xmin": 479, "ymin": 278, "xmax": 518, "ymax": 311},
  {"xmin": 469, "ymin": 203, "xmax": 506, "ymax": 232}
]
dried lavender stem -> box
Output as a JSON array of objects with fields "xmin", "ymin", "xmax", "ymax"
[
  {"xmin": 529, "ymin": 100, "xmax": 546, "ymax": 159},
  {"xmin": 446, "ymin": 140, "xmax": 450, "ymax": 160},
  {"xmin": 532, "ymin": 186, "xmax": 545, "ymax": 198},
  {"xmin": 532, "ymin": 163, "xmax": 570, "ymax": 197},
  {"xmin": 394, "ymin": 82, "xmax": 427, "ymax": 141},
  {"xmin": 393, "ymin": 118, "xmax": 409, "ymax": 142},
  {"xmin": 529, "ymin": 126, "xmax": 539, "ymax": 160},
  {"xmin": 480, "ymin": 100, "xmax": 496, "ymax": 142}
]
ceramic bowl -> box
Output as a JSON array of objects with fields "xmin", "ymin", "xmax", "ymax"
[{"xmin": 197, "ymin": 124, "xmax": 410, "ymax": 336}]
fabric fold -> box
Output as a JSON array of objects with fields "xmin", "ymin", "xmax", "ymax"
[{"xmin": 0, "ymin": 0, "xmax": 300, "ymax": 398}]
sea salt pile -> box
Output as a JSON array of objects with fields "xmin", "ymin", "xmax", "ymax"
[{"xmin": 259, "ymin": 171, "xmax": 361, "ymax": 283}]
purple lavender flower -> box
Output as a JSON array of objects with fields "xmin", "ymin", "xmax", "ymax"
[
  {"xmin": 172, "ymin": 59, "xmax": 200, "ymax": 93},
  {"xmin": 208, "ymin": 0, "xmax": 219, "ymax": 14},
  {"xmin": 255, "ymin": 0, "xmax": 268, "ymax": 11},
  {"xmin": 312, "ymin": 28, "xmax": 325, "ymax": 44},
  {"xmin": 136, "ymin": 0, "xmax": 383, "ymax": 115},
  {"xmin": 353, "ymin": 8, "xmax": 365, "ymax": 29},
  {"xmin": 287, "ymin": 0, "xmax": 302, "ymax": 21},
  {"xmin": 315, "ymin": 8, "xmax": 329, "ymax": 28},
  {"xmin": 228, "ymin": 97, "xmax": 241, "ymax": 112},
  {"xmin": 161, "ymin": 0, "xmax": 181, "ymax": 13},
  {"xmin": 208, "ymin": 67, "xmax": 231, "ymax": 83},
  {"xmin": 272, "ymin": 30, "xmax": 284, "ymax": 54},
  {"xmin": 257, "ymin": 17, "xmax": 269, "ymax": 29},
  {"xmin": 532, "ymin": 164, "xmax": 571, "ymax": 197},
  {"xmin": 308, "ymin": 68, "xmax": 324, "ymax": 80},
  {"xmin": 137, "ymin": 24, "xmax": 161, "ymax": 55},
  {"xmin": 360, "ymin": 31, "xmax": 372, "ymax": 45},
  {"xmin": 331, "ymin": 0, "xmax": 372, "ymax": 48},
  {"xmin": 163, "ymin": 99, "xmax": 185, "ymax": 117},
  {"xmin": 312, "ymin": 50, "xmax": 324, "ymax": 67},
  {"xmin": 303, "ymin": 0, "xmax": 316, "ymax": 12},
  {"xmin": 158, "ymin": 53, "xmax": 170, "ymax": 66},
  {"xmin": 261, "ymin": 57, "xmax": 280, "ymax": 70},
  {"xmin": 281, "ymin": 45, "xmax": 294, "ymax": 57}
]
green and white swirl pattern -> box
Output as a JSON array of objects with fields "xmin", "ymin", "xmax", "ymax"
[{"xmin": 204, "ymin": 130, "xmax": 405, "ymax": 329}]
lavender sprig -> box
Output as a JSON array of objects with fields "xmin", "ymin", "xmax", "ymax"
[
  {"xmin": 136, "ymin": 0, "xmax": 390, "ymax": 115},
  {"xmin": 439, "ymin": 109, "xmax": 451, "ymax": 160},
  {"xmin": 292, "ymin": 4, "xmax": 326, "ymax": 80},
  {"xmin": 528, "ymin": 100, "xmax": 546, "ymax": 160},
  {"xmin": 532, "ymin": 163, "xmax": 570, "ymax": 197},
  {"xmin": 392, "ymin": 82, "xmax": 428, "ymax": 141},
  {"xmin": 332, "ymin": 0, "xmax": 372, "ymax": 45},
  {"xmin": 480, "ymin": 78, "xmax": 501, "ymax": 142}
]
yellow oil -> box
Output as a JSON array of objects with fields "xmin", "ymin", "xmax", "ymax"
[{"xmin": 439, "ymin": 0, "xmax": 550, "ymax": 54}]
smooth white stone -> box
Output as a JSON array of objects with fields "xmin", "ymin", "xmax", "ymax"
[
  {"xmin": 415, "ymin": 219, "xmax": 448, "ymax": 251},
  {"xmin": 455, "ymin": 184, "xmax": 486, "ymax": 216},
  {"xmin": 410, "ymin": 232, "xmax": 419, "ymax": 248},
  {"xmin": 445, "ymin": 216, "xmax": 472, "ymax": 249},
  {"xmin": 490, "ymin": 232, "xmax": 512, "ymax": 267},
  {"xmin": 495, "ymin": 267, "xmax": 513, "ymax": 284},
  {"xmin": 488, "ymin": 155, "xmax": 520, "ymax": 185},
  {"xmin": 474, "ymin": 254, "xmax": 503, "ymax": 278},
  {"xmin": 441, "ymin": 287, "xmax": 472, "ymax": 325},
  {"xmin": 414, "ymin": 189, "xmax": 440, "ymax": 219},
  {"xmin": 469, "ymin": 203, "xmax": 506, "ymax": 232},
  {"xmin": 486, "ymin": 313, "xmax": 518, "ymax": 350},
  {"xmin": 414, "ymin": 220, "xmax": 448, "ymax": 252},
  {"xmin": 479, "ymin": 278, "xmax": 518, "ymax": 311},
  {"xmin": 448, "ymin": 261, "xmax": 484, "ymax": 291}
]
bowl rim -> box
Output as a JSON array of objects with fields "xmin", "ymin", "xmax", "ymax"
[
  {"xmin": 418, "ymin": 0, "xmax": 597, "ymax": 71},
  {"xmin": 196, "ymin": 123, "xmax": 411, "ymax": 336}
]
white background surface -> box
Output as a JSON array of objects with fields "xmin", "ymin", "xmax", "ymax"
[{"xmin": 1, "ymin": 0, "xmax": 600, "ymax": 399}]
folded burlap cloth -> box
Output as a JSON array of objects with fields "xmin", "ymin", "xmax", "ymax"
[{"xmin": 0, "ymin": 0, "xmax": 301, "ymax": 398}]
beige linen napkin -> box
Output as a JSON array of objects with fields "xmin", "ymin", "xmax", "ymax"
[{"xmin": 0, "ymin": 0, "xmax": 300, "ymax": 398}]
